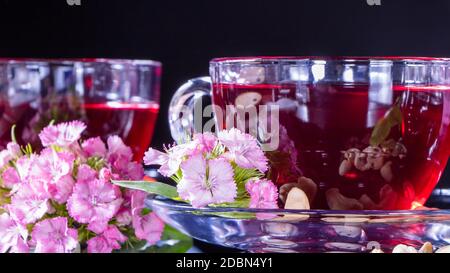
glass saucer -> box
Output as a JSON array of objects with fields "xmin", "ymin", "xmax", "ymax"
[{"xmin": 146, "ymin": 196, "xmax": 450, "ymax": 253}]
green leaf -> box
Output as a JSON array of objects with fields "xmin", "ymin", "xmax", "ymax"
[
  {"xmin": 388, "ymin": 106, "xmax": 402, "ymax": 127},
  {"xmin": 86, "ymin": 156, "xmax": 105, "ymax": 171},
  {"xmin": 141, "ymin": 207, "xmax": 152, "ymax": 216},
  {"xmin": 370, "ymin": 105, "xmax": 403, "ymax": 146},
  {"xmin": 112, "ymin": 181, "xmax": 179, "ymax": 199},
  {"xmin": 209, "ymin": 211, "xmax": 256, "ymax": 219},
  {"xmin": 210, "ymin": 198, "xmax": 250, "ymax": 208},
  {"xmin": 170, "ymin": 169, "xmax": 183, "ymax": 184},
  {"xmin": 209, "ymin": 198, "xmax": 255, "ymax": 219},
  {"xmin": 370, "ymin": 119, "xmax": 391, "ymax": 146},
  {"xmin": 233, "ymin": 165, "xmax": 263, "ymax": 199}
]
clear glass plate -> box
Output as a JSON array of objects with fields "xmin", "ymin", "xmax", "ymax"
[{"xmin": 146, "ymin": 196, "xmax": 450, "ymax": 253}]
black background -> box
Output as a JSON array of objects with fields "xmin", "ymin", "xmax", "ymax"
[{"xmin": 0, "ymin": 0, "xmax": 449, "ymax": 190}]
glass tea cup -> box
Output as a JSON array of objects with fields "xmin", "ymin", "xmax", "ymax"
[
  {"xmin": 169, "ymin": 57, "xmax": 450, "ymax": 210},
  {"xmin": 0, "ymin": 58, "xmax": 161, "ymax": 160}
]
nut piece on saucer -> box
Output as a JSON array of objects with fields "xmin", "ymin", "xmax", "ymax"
[
  {"xmin": 279, "ymin": 177, "xmax": 317, "ymax": 204},
  {"xmin": 279, "ymin": 183, "xmax": 298, "ymax": 204},
  {"xmin": 363, "ymin": 146, "xmax": 385, "ymax": 170},
  {"xmin": 284, "ymin": 187, "xmax": 310, "ymax": 210},
  {"xmin": 297, "ymin": 176, "xmax": 317, "ymax": 202},
  {"xmin": 339, "ymin": 159, "xmax": 353, "ymax": 176},
  {"xmin": 436, "ymin": 245, "xmax": 450, "ymax": 253},
  {"xmin": 418, "ymin": 242, "xmax": 433, "ymax": 253},
  {"xmin": 344, "ymin": 148, "xmax": 360, "ymax": 162},
  {"xmin": 371, "ymin": 248, "xmax": 384, "ymax": 253},
  {"xmin": 354, "ymin": 152, "xmax": 370, "ymax": 171},
  {"xmin": 380, "ymin": 161, "xmax": 394, "ymax": 182},
  {"xmin": 392, "ymin": 244, "xmax": 418, "ymax": 253},
  {"xmin": 235, "ymin": 92, "xmax": 262, "ymax": 108},
  {"xmin": 325, "ymin": 188, "xmax": 364, "ymax": 210}
]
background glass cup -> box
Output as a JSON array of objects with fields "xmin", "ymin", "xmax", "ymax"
[
  {"xmin": 0, "ymin": 58, "xmax": 161, "ymax": 160},
  {"xmin": 169, "ymin": 56, "xmax": 450, "ymax": 210}
]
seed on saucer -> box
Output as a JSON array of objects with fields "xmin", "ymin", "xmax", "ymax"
[
  {"xmin": 419, "ymin": 242, "xmax": 433, "ymax": 253},
  {"xmin": 392, "ymin": 244, "xmax": 418, "ymax": 253},
  {"xmin": 284, "ymin": 187, "xmax": 310, "ymax": 210},
  {"xmin": 279, "ymin": 183, "xmax": 299, "ymax": 204},
  {"xmin": 436, "ymin": 245, "xmax": 450, "ymax": 253}
]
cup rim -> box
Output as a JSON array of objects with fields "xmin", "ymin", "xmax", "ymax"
[
  {"xmin": 210, "ymin": 56, "xmax": 450, "ymax": 65},
  {"xmin": 0, "ymin": 57, "xmax": 162, "ymax": 67}
]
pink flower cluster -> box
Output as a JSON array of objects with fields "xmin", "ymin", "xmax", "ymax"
[
  {"xmin": 0, "ymin": 121, "xmax": 164, "ymax": 253},
  {"xmin": 144, "ymin": 128, "xmax": 278, "ymax": 209}
]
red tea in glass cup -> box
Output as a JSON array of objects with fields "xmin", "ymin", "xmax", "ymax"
[
  {"xmin": 0, "ymin": 59, "xmax": 161, "ymax": 161},
  {"xmin": 170, "ymin": 57, "xmax": 450, "ymax": 210}
]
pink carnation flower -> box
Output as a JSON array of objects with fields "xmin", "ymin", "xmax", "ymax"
[
  {"xmin": 132, "ymin": 212, "xmax": 165, "ymax": 245},
  {"xmin": 2, "ymin": 167, "xmax": 21, "ymax": 189},
  {"xmin": 0, "ymin": 150, "xmax": 12, "ymax": 169},
  {"xmin": 39, "ymin": 120, "xmax": 86, "ymax": 147},
  {"xmin": 82, "ymin": 137, "xmax": 107, "ymax": 157},
  {"xmin": 7, "ymin": 142, "xmax": 21, "ymax": 157},
  {"xmin": 31, "ymin": 217, "xmax": 78, "ymax": 253},
  {"xmin": 49, "ymin": 175, "xmax": 76, "ymax": 204},
  {"xmin": 130, "ymin": 190, "xmax": 148, "ymax": 215},
  {"xmin": 115, "ymin": 190, "xmax": 134, "ymax": 227},
  {"xmin": 76, "ymin": 164, "xmax": 97, "ymax": 182},
  {"xmin": 121, "ymin": 162, "xmax": 145, "ymax": 181},
  {"xmin": 99, "ymin": 167, "xmax": 119, "ymax": 182},
  {"xmin": 144, "ymin": 134, "xmax": 217, "ymax": 178},
  {"xmin": 192, "ymin": 132, "xmax": 217, "ymax": 154},
  {"xmin": 106, "ymin": 136, "xmax": 143, "ymax": 179},
  {"xmin": 218, "ymin": 128, "xmax": 268, "ymax": 173},
  {"xmin": 130, "ymin": 191, "xmax": 164, "ymax": 245},
  {"xmin": 144, "ymin": 143, "xmax": 196, "ymax": 177},
  {"xmin": 15, "ymin": 154, "xmax": 38, "ymax": 181},
  {"xmin": 87, "ymin": 225, "xmax": 127, "ymax": 253},
  {"xmin": 0, "ymin": 142, "xmax": 21, "ymax": 169},
  {"xmin": 246, "ymin": 178, "xmax": 279, "ymax": 209},
  {"xmin": 9, "ymin": 181, "xmax": 51, "ymax": 224},
  {"xmin": 107, "ymin": 135, "xmax": 133, "ymax": 163},
  {"xmin": 67, "ymin": 165, "xmax": 123, "ymax": 233},
  {"xmin": 143, "ymin": 148, "xmax": 168, "ymax": 166},
  {"xmin": 0, "ymin": 213, "xmax": 29, "ymax": 253},
  {"xmin": 177, "ymin": 154, "xmax": 237, "ymax": 208},
  {"xmin": 35, "ymin": 148, "xmax": 76, "ymax": 203}
]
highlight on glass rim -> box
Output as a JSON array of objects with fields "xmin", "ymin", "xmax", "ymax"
[{"xmin": 1, "ymin": 0, "xmax": 450, "ymax": 260}]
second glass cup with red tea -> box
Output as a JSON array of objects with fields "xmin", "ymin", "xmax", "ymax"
[
  {"xmin": 170, "ymin": 57, "xmax": 450, "ymax": 210},
  {"xmin": 0, "ymin": 59, "xmax": 161, "ymax": 160}
]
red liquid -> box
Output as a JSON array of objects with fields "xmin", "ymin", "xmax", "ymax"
[
  {"xmin": 82, "ymin": 102, "xmax": 159, "ymax": 161},
  {"xmin": 213, "ymin": 83, "xmax": 450, "ymax": 210},
  {"xmin": 0, "ymin": 100, "xmax": 159, "ymax": 161}
]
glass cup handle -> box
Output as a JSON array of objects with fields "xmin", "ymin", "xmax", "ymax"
[{"xmin": 169, "ymin": 76, "xmax": 212, "ymax": 144}]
